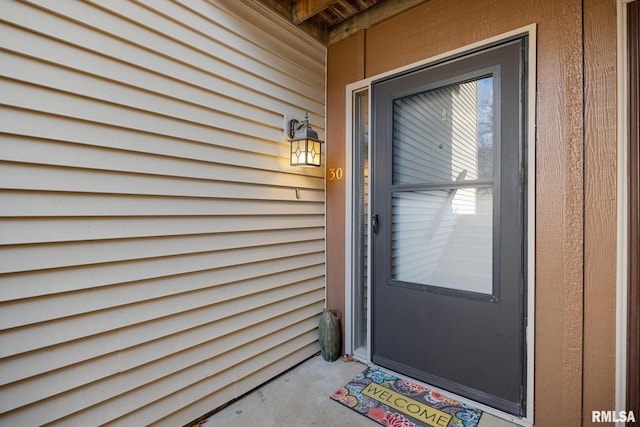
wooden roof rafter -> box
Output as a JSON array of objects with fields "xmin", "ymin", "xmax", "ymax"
[
  {"xmin": 255, "ymin": 0, "xmax": 430, "ymax": 46},
  {"xmin": 293, "ymin": 0, "xmax": 342, "ymax": 23}
]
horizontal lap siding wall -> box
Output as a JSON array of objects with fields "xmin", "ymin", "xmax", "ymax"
[{"xmin": 0, "ymin": 1, "xmax": 326, "ymax": 425}]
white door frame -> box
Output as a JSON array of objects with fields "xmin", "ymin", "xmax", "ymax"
[
  {"xmin": 616, "ymin": 0, "xmax": 633, "ymax": 421},
  {"xmin": 344, "ymin": 24, "xmax": 537, "ymax": 426}
]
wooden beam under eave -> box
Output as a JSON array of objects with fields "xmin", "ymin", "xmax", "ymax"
[
  {"xmin": 254, "ymin": 0, "xmax": 328, "ymax": 43},
  {"xmin": 327, "ymin": 0, "xmax": 430, "ymax": 46},
  {"xmin": 294, "ymin": 0, "xmax": 341, "ymax": 23}
]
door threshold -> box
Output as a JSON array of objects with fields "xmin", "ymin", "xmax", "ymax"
[{"xmin": 354, "ymin": 357, "xmax": 532, "ymax": 427}]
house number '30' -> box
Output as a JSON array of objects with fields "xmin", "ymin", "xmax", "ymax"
[{"xmin": 328, "ymin": 167, "xmax": 343, "ymax": 181}]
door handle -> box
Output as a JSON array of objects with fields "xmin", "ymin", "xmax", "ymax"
[{"xmin": 371, "ymin": 214, "xmax": 379, "ymax": 235}]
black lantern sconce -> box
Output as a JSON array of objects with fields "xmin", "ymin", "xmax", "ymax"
[{"xmin": 288, "ymin": 113, "xmax": 323, "ymax": 167}]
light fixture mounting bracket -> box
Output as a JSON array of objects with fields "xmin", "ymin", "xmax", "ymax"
[{"xmin": 288, "ymin": 119, "xmax": 300, "ymax": 139}]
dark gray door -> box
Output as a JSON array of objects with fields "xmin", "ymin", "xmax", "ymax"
[{"xmin": 371, "ymin": 38, "xmax": 527, "ymax": 415}]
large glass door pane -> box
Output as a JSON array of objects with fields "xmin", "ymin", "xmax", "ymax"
[{"xmin": 390, "ymin": 77, "xmax": 495, "ymax": 295}]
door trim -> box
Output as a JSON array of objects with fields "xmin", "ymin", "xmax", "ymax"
[
  {"xmin": 344, "ymin": 24, "xmax": 537, "ymax": 426},
  {"xmin": 619, "ymin": 0, "xmax": 640, "ymax": 419},
  {"xmin": 627, "ymin": 0, "xmax": 640, "ymax": 416},
  {"xmin": 616, "ymin": 0, "xmax": 637, "ymax": 418}
]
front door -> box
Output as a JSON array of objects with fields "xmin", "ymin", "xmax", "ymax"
[{"xmin": 371, "ymin": 38, "xmax": 527, "ymax": 415}]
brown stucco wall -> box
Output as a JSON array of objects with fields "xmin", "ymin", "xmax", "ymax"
[{"xmin": 326, "ymin": 0, "xmax": 618, "ymax": 424}]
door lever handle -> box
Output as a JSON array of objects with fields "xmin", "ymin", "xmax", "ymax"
[{"xmin": 371, "ymin": 214, "xmax": 379, "ymax": 235}]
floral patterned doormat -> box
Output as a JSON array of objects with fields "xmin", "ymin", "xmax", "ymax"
[{"xmin": 331, "ymin": 367, "xmax": 482, "ymax": 427}]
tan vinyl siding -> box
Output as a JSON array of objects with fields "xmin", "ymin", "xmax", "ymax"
[{"xmin": 0, "ymin": 0, "xmax": 326, "ymax": 425}]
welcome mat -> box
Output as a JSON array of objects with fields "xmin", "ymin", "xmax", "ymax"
[{"xmin": 331, "ymin": 367, "xmax": 482, "ymax": 427}]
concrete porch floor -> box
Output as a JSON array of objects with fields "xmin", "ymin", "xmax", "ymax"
[{"xmin": 199, "ymin": 354, "xmax": 521, "ymax": 427}]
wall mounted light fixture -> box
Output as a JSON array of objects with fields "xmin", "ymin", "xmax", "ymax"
[{"xmin": 288, "ymin": 112, "xmax": 323, "ymax": 167}]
